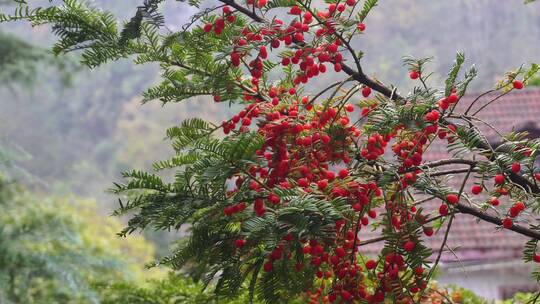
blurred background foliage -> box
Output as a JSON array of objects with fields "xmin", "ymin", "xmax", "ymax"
[
  {"xmin": 0, "ymin": 171, "xmax": 163, "ymax": 303},
  {"xmin": 0, "ymin": 0, "xmax": 539, "ymax": 302}
]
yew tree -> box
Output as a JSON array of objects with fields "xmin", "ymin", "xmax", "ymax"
[{"xmin": 3, "ymin": 0, "xmax": 540, "ymax": 303}]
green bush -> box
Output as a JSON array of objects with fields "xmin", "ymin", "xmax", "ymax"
[{"xmin": 0, "ymin": 173, "xmax": 160, "ymax": 303}]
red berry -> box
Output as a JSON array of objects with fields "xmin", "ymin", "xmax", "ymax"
[
  {"xmin": 317, "ymin": 179, "xmax": 328, "ymax": 190},
  {"xmin": 327, "ymin": 43, "xmax": 338, "ymax": 53},
  {"xmin": 471, "ymin": 185, "xmax": 483, "ymax": 195},
  {"xmin": 203, "ymin": 23, "xmax": 213, "ymax": 32},
  {"xmin": 446, "ymin": 93, "xmax": 458, "ymax": 104},
  {"xmin": 439, "ymin": 99, "xmax": 449, "ymax": 110},
  {"xmin": 404, "ymin": 240, "xmax": 415, "ymax": 252},
  {"xmin": 494, "ymin": 174, "xmax": 505, "ymax": 185},
  {"xmin": 263, "ymin": 261, "xmax": 273, "ymax": 272},
  {"xmin": 362, "ymin": 86, "xmax": 372, "ymax": 97},
  {"xmin": 338, "ymin": 168, "xmax": 349, "ymax": 179},
  {"xmin": 357, "ymin": 22, "xmax": 366, "ymax": 31},
  {"xmin": 259, "ymin": 46, "xmax": 267, "ymax": 59},
  {"xmin": 409, "ymin": 70, "xmax": 420, "ymax": 80},
  {"xmin": 365, "ymin": 259, "xmax": 377, "ymax": 270},
  {"xmin": 535, "ymin": 173, "xmax": 540, "ymax": 181},
  {"xmin": 424, "ymin": 110, "xmax": 440, "ymax": 122},
  {"xmin": 268, "ymin": 193, "xmax": 280, "ymax": 205},
  {"xmin": 439, "ymin": 204, "xmax": 448, "ymax": 216},
  {"xmin": 514, "ymin": 201, "xmax": 525, "ymax": 211},
  {"xmin": 446, "ymin": 194, "xmax": 459, "ymax": 205},
  {"xmin": 423, "ymin": 226, "xmax": 434, "ymax": 237},
  {"xmin": 513, "ymin": 80, "xmax": 524, "ymax": 90},
  {"xmin": 502, "ymin": 217, "xmax": 513, "ymax": 229},
  {"xmin": 509, "ymin": 205, "xmax": 520, "ymax": 218},
  {"xmin": 325, "ymin": 171, "xmax": 336, "ymax": 180},
  {"xmin": 534, "ymin": 254, "xmax": 540, "ymax": 263},
  {"xmin": 511, "ymin": 162, "xmax": 521, "ymax": 173},
  {"xmin": 289, "ymin": 5, "xmax": 302, "ymax": 15},
  {"xmin": 235, "ymin": 239, "xmax": 246, "ymax": 248},
  {"xmin": 489, "ymin": 197, "xmax": 500, "ymax": 206},
  {"xmin": 335, "ymin": 246, "xmax": 346, "ymax": 258}
]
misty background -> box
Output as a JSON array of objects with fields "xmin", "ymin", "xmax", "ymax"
[{"xmin": 1, "ymin": 0, "xmax": 539, "ymax": 254}]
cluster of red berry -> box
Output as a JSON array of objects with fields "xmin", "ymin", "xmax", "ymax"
[{"xmin": 200, "ymin": 1, "xmax": 536, "ymax": 302}]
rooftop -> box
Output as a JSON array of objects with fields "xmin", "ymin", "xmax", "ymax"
[{"xmin": 359, "ymin": 88, "xmax": 540, "ymax": 263}]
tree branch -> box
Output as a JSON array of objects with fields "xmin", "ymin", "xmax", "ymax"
[
  {"xmin": 220, "ymin": 0, "xmax": 264, "ymax": 22},
  {"xmin": 218, "ymin": 0, "xmax": 403, "ymax": 101},
  {"xmin": 455, "ymin": 203, "xmax": 540, "ymax": 240}
]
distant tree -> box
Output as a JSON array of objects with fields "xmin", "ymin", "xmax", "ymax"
[
  {"xmin": 0, "ymin": 172, "xmax": 159, "ymax": 303},
  {"xmin": 3, "ymin": 1, "xmax": 540, "ymax": 303}
]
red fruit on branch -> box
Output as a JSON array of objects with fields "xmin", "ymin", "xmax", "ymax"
[
  {"xmin": 513, "ymin": 80, "xmax": 524, "ymax": 90},
  {"xmin": 489, "ymin": 197, "xmax": 500, "ymax": 206},
  {"xmin": 335, "ymin": 246, "xmax": 346, "ymax": 258},
  {"xmin": 446, "ymin": 93, "xmax": 458, "ymax": 104},
  {"xmin": 338, "ymin": 168, "xmax": 349, "ymax": 179},
  {"xmin": 317, "ymin": 179, "xmax": 328, "ymax": 190},
  {"xmin": 438, "ymin": 98, "xmax": 449, "ymax": 110},
  {"xmin": 341, "ymin": 290, "xmax": 352, "ymax": 301},
  {"xmin": 409, "ymin": 70, "xmax": 420, "ymax": 80},
  {"xmin": 404, "ymin": 241, "xmax": 416, "ymax": 252},
  {"xmin": 263, "ymin": 261, "xmax": 273, "ymax": 272},
  {"xmin": 446, "ymin": 193, "xmax": 459, "ymax": 205},
  {"xmin": 509, "ymin": 206, "xmax": 520, "ymax": 218},
  {"xmin": 439, "ymin": 204, "xmax": 449, "ymax": 216},
  {"xmin": 502, "ymin": 217, "xmax": 513, "ymax": 229},
  {"xmin": 494, "ymin": 174, "xmax": 505, "ymax": 185},
  {"xmin": 289, "ymin": 5, "xmax": 302, "ymax": 15},
  {"xmin": 203, "ymin": 23, "xmax": 212, "ymax": 32},
  {"xmin": 365, "ymin": 259, "xmax": 377, "ymax": 270},
  {"xmin": 423, "ymin": 227, "xmax": 434, "ymax": 237},
  {"xmin": 511, "ymin": 162, "xmax": 521, "ymax": 173},
  {"xmin": 357, "ymin": 22, "xmax": 366, "ymax": 31},
  {"xmin": 424, "ymin": 110, "xmax": 440, "ymax": 122},
  {"xmin": 534, "ymin": 254, "xmax": 540, "ymax": 263},
  {"xmin": 471, "ymin": 185, "xmax": 483, "ymax": 195},
  {"xmin": 268, "ymin": 193, "xmax": 280, "ymax": 205},
  {"xmin": 235, "ymin": 239, "xmax": 246, "ymax": 248},
  {"xmin": 362, "ymin": 86, "xmax": 372, "ymax": 97}
]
